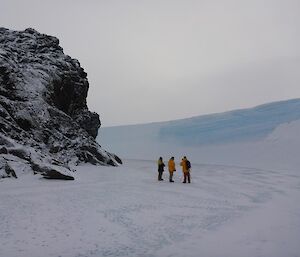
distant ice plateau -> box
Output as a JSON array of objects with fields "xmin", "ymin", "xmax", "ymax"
[{"xmin": 98, "ymin": 98, "xmax": 300, "ymax": 171}]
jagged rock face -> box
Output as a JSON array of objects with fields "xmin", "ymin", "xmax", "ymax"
[{"xmin": 0, "ymin": 28, "xmax": 121, "ymax": 179}]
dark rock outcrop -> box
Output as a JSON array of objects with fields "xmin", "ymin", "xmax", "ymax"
[{"xmin": 0, "ymin": 28, "xmax": 121, "ymax": 180}]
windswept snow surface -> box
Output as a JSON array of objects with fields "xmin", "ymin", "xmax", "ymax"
[{"xmin": 1, "ymin": 160, "xmax": 300, "ymax": 257}]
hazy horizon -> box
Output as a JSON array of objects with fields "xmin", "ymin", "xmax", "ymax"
[{"xmin": 100, "ymin": 97, "xmax": 300, "ymax": 127}]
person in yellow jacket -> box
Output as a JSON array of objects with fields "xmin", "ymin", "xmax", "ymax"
[
  {"xmin": 180, "ymin": 156, "xmax": 191, "ymax": 183},
  {"xmin": 168, "ymin": 157, "xmax": 176, "ymax": 182}
]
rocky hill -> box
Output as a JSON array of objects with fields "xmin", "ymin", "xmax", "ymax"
[{"xmin": 0, "ymin": 28, "xmax": 121, "ymax": 180}]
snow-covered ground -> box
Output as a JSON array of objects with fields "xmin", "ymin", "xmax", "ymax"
[
  {"xmin": 1, "ymin": 160, "xmax": 300, "ymax": 257},
  {"xmin": 2, "ymin": 99, "xmax": 300, "ymax": 257}
]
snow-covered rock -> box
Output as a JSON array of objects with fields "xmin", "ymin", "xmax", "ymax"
[{"xmin": 0, "ymin": 27, "xmax": 121, "ymax": 180}]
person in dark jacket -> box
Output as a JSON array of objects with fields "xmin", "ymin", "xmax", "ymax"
[{"xmin": 157, "ymin": 157, "xmax": 165, "ymax": 181}]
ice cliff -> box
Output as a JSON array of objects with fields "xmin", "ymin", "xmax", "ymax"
[
  {"xmin": 98, "ymin": 98, "xmax": 300, "ymax": 170},
  {"xmin": 0, "ymin": 28, "xmax": 121, "ymax": 180}
]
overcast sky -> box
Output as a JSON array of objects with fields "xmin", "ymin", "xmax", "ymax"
[{"xmin": 1, "ymin": 0, "xmax": 300, "ymax": 126}]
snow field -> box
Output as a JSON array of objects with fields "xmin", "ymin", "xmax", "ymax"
[{"xmin": 0, "ymin": 160, "xmax": 299, "ymax": 257}]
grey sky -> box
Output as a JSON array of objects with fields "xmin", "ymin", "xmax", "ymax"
[{"xmin": 1, "ymin": 0, "xmax": 300, "ymax": 126}]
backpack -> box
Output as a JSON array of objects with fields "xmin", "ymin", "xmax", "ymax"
[{"xmin": 186, "ymin": 160, "xmax": 191, "ymax": 169}]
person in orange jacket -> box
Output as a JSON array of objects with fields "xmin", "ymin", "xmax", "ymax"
[
  {"xmin": 180, "ymin": 156, "xmax": 191, "ymax": 183},
  {"xmin": 168, "ymin": 157, "xmax": 176, "ymax": 182}
]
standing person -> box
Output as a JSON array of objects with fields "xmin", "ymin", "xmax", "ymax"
[
  {"xmin": 168, "ymin": 157, "xmax": 176, "ymax": 182},
  {"xmin": 180, "ymin": 156, "xmax": 191, "ymax": 183},
  {"xmin": 157, "ymin": 157, "xmax": 165, "ymax": 181}
]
